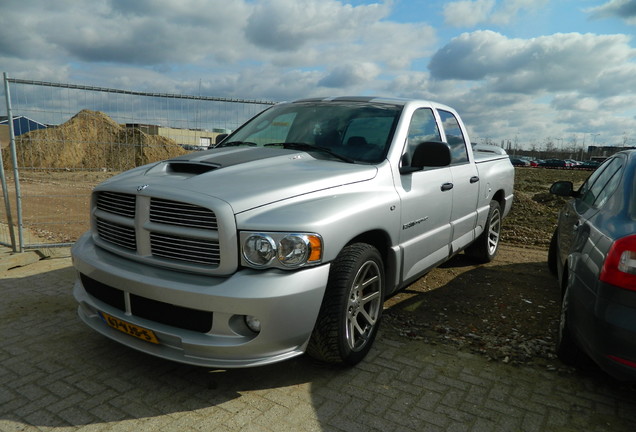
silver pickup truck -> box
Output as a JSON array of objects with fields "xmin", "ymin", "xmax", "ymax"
[{"xmin": 72, "ymin": 96, "xmax": 514, "ymax": 368}]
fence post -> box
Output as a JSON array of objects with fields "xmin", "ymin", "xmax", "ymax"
[{"xmin": 2, "ymin": 73, "xmax": 22, "ymax": 252}]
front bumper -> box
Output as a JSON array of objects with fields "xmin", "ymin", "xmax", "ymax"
[{"xmin": 72, "ymin": 233, "xmax": 330, "ymax": 368}]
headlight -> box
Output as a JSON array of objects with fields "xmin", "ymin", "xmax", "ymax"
[
  {"xmin": 243, "ymin": 234, "xmax": 277, "ymax": 267},
  {"xmin": 240, "ymin": 232, "xmax": 323, "ymax": 269}
]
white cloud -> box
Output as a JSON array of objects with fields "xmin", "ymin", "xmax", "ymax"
[
  {"xmin": 443, "ymin": 0, "xmax": 496, "ymax": 27},
  {"xmin": 0, "ymin": 0, "xmax": 252, "ymax": 68},
  {"xmin": 245, "ymin": 0, "xmax": 389, "ymax": 51},
  {"xmin": 443, "ymin": 0, "xmax": 549, "ymax": 27},
  {"xmin": 244, "ymin": 1, "xmax": 435, "ymax": 73},
  {"xmin": 491, "ymin": 0, "xmax": 549, "ymax": 25},
  {"xmin": 429, "ymin": 31, "xmax": 636, "ymax": 96},
  {"xmin": 318, "ymin": 63, "xmax": 381, "ymax": 88},
  {"xmin": 551, "ymin": 94, "xmax": 599, "ymax": 112},
  {"xmin": 423, "ymin": 30, "xmax": 636, "ymax": 145}
]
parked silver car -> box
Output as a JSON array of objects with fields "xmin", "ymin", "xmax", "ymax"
[{"xmin": 548, "ymin": 150, "xmax": 636, "ymax": 380}]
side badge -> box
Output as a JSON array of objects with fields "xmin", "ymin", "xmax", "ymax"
[{"xmin": 137, "ymin": 184, "xmax": 150, "ymax": 192}]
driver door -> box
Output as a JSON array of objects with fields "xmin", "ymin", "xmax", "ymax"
[{"xmin": 397, "ymin": 108, "xmax": 453, "ymax": 282}]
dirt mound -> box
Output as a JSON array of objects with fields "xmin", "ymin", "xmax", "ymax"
[
  {"xmin": 500, "ymin": 168, "xmax": 589, "ymax": 247},
  {"xmin": 501, "ymin": 191, "xmax": 562, "ymax": 246},
  {"xmin": 4, "ymin": 110, "xmax": 187, "ymax": 171}
]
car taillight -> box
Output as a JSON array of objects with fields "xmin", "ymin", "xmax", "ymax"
[{"xmin": 600, "ymin": 235, "xmax": 636, "ymax": 291}]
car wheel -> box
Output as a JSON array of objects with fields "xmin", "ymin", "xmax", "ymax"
[
  {"xmin": 556, "ymin": 285, "xmax": 583, "ymax": 365},
  {"xmin": 548, "ymin": 229, "xmax": 558, "ymax": 277},
  {"xmin": 466, "ymin": 200, "xmax": 501, "ymax": 263},
  {"xmin": 307, "ymin": 243, "xmax": 385, "ymax": 365}
]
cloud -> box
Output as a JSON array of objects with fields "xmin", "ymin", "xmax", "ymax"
[
  {"xmin": 318, "ymin": 63, "xmax": 381, "ymax": 88},
  {"xmin": 423, "ymin": 30, "xmax": 636, "ymax": 146},
  {"xmin": 245, "ymin": 0, "xmax": 389, "ymax": 51},
  {"xmin": 443, "ymin": 0, "xmax": 496, "ymax": 27},
  {"xmin": 243, "ymin": 0, "xmax": 435, "ymax": 72},
  {"xmin": 2, "ymin": 0, "xmax": 636, "ymax": 148},
  {"xmin": 0, "ymin": 0, "xmax": 256, "ymax": 67},
  {"xmin": 0, "ymin": 0, "xmax": 434, "ymax": 91},
  {"xmin": 428, "ymin": 30, "xmax": 636, "ymax": 96},
  {"xmin": 443, "ymin": 0, "xmax": 549, "ymax": 27},
  {"xmin": 587, "ymin": 0, "xmax": 636, "ymax": 25}
]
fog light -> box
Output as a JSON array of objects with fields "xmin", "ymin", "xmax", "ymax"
[{"xmin": 245, "ymin": 315, "xmax": 261, "ymax": 333}]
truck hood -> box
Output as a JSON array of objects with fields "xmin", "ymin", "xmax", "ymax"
[{"xmin": 104, "ymin": 147, "xmax": 378, "ymax": 213}]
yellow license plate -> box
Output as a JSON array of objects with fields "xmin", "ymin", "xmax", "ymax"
[{"xmin": 100, "ymin": 312, "xmax": 159, "ymax": 344}]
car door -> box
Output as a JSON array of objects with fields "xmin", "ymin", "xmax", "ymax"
[
  {"xmin": 396, "ymin": 107, "xmax": 453, "ymax": 282},
  {"xmin": 438, "ymin": 109, "xmax": 479, "ymax": 253},
  {"xmin": 558, "ymin": 157, "xmax": 623, "ymax": 267},
  {"xmin": 561, "ymin": 156, "xmax": 625, "ymax": 338}
]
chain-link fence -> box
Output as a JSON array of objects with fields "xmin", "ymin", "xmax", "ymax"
[{"xmin": 1, "ymin": 74, "xmax": 275, "ymax": 251}]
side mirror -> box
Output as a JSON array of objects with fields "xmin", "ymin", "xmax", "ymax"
[
  {"xmin": 400, "ymin": 141, "xmax": 451, "ymax": 174},
  {"xmin": 550, "ymin": 181, "xmax": 575, "ymax": 197},
  {"xmin": 215, "ymin": 133, "xmax": 228, "ymax": 145}
]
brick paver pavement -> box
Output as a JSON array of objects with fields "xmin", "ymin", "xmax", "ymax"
[{"xmin": 2, "ymin": 252, "xmax": 636, "ymax": 431}]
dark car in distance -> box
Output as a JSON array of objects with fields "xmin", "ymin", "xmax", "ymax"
[
  {"xmin": 548, "ymin": 150, "xmax": 636, "ymax": 381},
  {"xmin": 540, "ymin": 158, "xmax": 568, "ymax": 168},
  {"xmin": 509, "ymin": 157, "xmax": 530, "ymax": 167}
]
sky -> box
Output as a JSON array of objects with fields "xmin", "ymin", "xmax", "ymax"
[{"xmin": 1, "ymin": 0, "xmax": 636, "ymax": 150}]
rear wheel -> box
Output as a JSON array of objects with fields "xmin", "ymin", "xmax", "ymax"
[
  {"xmin": 466, "ymin": 200, "xmax": 501, "ymax": 263},
  {"xmin": 307, "ymin": 243, "xmax": 385, "ymax": 365},
  {"xmin": 556, "ymin": 285, "xmax": 583, "ymax": 365},
  {"xmin": 548, "ymin": 229, "xmax": 559, "ymax": 276}
]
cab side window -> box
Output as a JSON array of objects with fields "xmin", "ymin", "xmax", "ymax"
[
  {"xmin": 438, "ymin": 110, "xmax": 468, "ymax": 165},
  {"xmin": 404, "ymin": 108, "xmax": 440, "ymax": 165}
]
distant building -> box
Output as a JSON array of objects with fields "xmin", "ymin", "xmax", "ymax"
[
  {"xmin": 125, "ymin": 123, "xmax": 230, "ymax": 149},
  {"xmin": 587, "ymin": 145, "xmax": 636, "ymax": 158},
  {"xmin": 0, "ymin": 115, "xmax": 48, "ymax": 148}
]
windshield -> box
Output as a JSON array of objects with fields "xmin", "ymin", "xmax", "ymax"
[{"xmin": 218, "ymin": 101, "xmax": 402, "ymax": 163}]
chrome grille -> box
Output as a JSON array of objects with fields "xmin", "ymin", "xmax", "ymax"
[
  {"xmin": 150, "ymin": 198, "xmax": 217, "ymax": 230},
  {"xmin": 150, "ymin": 232, "xmax": 220, "ymax": 265},
  {"xmin": 94, "ymin": 191, "xmax": 224, "ymax": 271},
  {"xmin": 96, "ymin": 218, "xmax": 136, "ymax": 250},
  {"xmin": 96, "ymin": 192, "xmax": 136, "ymax": 218}
]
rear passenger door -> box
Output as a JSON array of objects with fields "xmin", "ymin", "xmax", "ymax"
[
  {"xmin": 438, "ymin": 110, "xmax": 479, "ymax": 253},
  {"xmin": 559, "ymin": 157, "xmax": 623, "ymax": 264}
]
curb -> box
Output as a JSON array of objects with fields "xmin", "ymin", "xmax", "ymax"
[{"xmin": 0, "ymin": 246, "xmax": 71, "ymax": 272}]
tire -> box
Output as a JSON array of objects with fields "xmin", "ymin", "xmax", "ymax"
[
  {"xmin": 548, "ymin": 229, "xmax": 559, "ymax": 277},
  {"xmin": 556, "ymin": 285, "xmax": 583, "ymax": 365},
  {"xmin": 307, "ymin": 243, "xmax": 385, "ymax": 365},
  {"xmin": 465, "ymin": 200, "xmax": 502, "ymax": 263}
]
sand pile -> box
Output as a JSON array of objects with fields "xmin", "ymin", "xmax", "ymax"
[{"xmin": 3, "ymin": 110, "xmax": 187, "ymax": 171}]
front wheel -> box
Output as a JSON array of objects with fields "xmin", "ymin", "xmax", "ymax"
[
  {"xmin": 307, "ymin": 243, "xmax": 385, "ymax": 365},
  {"xmin": 465, "ymin": 200, "xmax": 502, "ymax": 263}
]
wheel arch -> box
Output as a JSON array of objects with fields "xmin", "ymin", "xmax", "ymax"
[
  {"xmin": 492, "ymin": 189, "xmax": 506, "ymax": 208},
  {"xmin": 344, "ymin": 229, "xmax": 397, "ymax": 297},
  {"xmin": 560, "ymin": 259, "xmax": 570, "ymax": 298}
]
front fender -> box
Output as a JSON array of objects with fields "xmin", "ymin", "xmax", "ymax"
[{"xmin": 235, "ymin": 181, "xmax": 400, "ymax": 262}]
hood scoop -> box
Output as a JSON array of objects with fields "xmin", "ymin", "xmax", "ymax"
[{"xmin": 164, "ymin": 161, "xmax": 220, "ymax": 176}]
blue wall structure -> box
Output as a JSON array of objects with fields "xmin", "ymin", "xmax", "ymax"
[{"xmin": 0, "ymin": 115, "xmax": 47, "ymax": 135}]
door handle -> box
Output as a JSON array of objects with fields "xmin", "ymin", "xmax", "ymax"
[
  {"xmin": 441, "ymin": 183, "xmax": 454, "ymax": 191},
  {"xmin": 470, "ymin": 176, "xmax": 479, "ymax": 183}
]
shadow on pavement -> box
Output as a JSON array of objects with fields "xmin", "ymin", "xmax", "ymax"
[
  {"xmin": 0, "ymin": 264, "xmax": 338, "ymax": 429},
  {"xmin": 2, "ymin": 260, "xmax": 636, "ymax": 431}
]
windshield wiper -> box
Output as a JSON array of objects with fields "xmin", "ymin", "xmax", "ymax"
[
  {"xmin": 266, "ymin": 142, "xmax": 354, "ymax": 163},
  {"xmin": 215, "ymin": 141, "xmax": 257, "ymax": 148}
]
